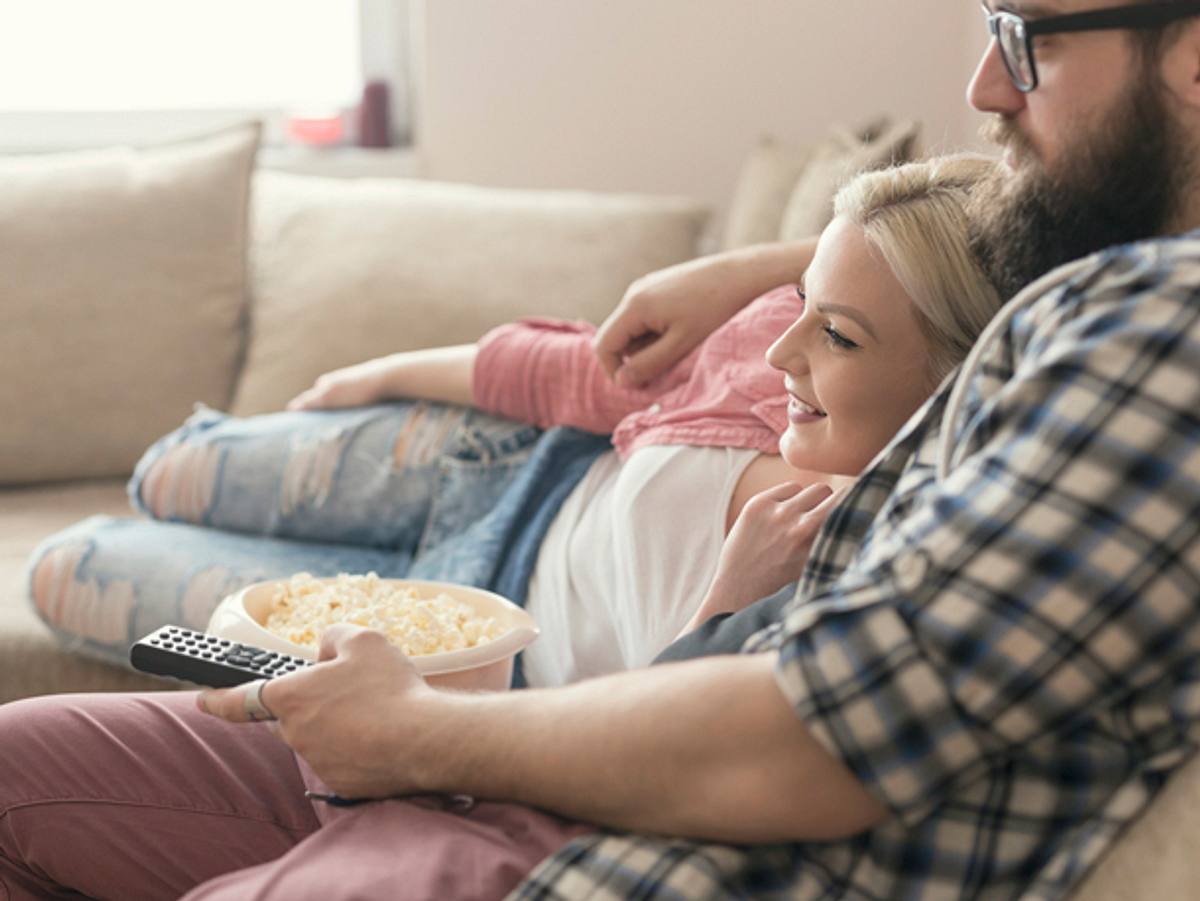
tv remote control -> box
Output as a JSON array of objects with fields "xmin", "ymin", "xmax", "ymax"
[{"xmin": 130, "ymin": 625, "xmax": 312, "ymax": 688}]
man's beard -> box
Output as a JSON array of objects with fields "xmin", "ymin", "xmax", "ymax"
[{"xmin": 968, "ymin": 70, "xmax": 1191, "ymax": 301}]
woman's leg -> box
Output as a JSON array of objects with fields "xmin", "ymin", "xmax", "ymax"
[
  {"xmin": 27, "ymin": 517, "xmax": 414, "ymax": 665},
  {"xmin": 129, "ymin": 402, "xmax": 513, "ymax": 550},
  {"xmin": 0, "ymin": 692, "xmax": 318, "ymax": 901}
]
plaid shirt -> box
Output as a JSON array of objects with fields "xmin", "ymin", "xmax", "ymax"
[{"xmin": 511, "ymin": 233, "xmax": 1200, "ymax": 901}]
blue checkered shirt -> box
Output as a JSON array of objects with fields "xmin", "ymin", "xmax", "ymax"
[{"xmin": 510, "ymin": 233, "xmax": 1200, "ymax": 900}]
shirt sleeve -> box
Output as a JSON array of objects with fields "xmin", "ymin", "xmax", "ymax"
[
  {"xmin": 772, "ymin": 271, "xmax": 1200, "ymax": 825},
  {"xmin": 473, "ymin": 317, "xmax": 692, "ymax": 433}
]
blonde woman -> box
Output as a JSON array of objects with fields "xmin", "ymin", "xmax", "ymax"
[{"xmin": 29, "ymin": 155, "xmax": 1001, "ymax": 689}]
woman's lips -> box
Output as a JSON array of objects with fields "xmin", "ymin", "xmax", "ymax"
[{"xmin": 787, "ymin": 395, "xmax": 826, "ymax": 423}]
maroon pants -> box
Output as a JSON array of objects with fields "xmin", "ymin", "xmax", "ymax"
[{"xmin": 0, "ymin": 693, "xmax": 592, "ymax": 900}]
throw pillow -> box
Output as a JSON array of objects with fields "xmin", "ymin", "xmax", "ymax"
[
  {"xmin": 778, "ymin": 119, "xmax": 921, "ymax": 242},
  {"xmin": 721, "ymin": 136, "xmax": 824, "ymax": 250},
  {"xmin": 0, "ymin": 123, "xmax": 259, "ymax": 485},
  {"xmin": 230, "ymin": 173, "xmax": 709, "ymax": 415}
]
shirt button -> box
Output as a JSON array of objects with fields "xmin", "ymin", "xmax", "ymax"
[
  {"xmin": 892, "ymin": 550, "xmax": 931, "ymax": 593},
  {"xmin": 648, "ymin": 403, "xmax": 663, "ymax": 414}
]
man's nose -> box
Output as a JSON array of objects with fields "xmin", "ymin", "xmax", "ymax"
[{"xmin": 967, "ymin": 38, "xmax": 1026, "ymax": 116}]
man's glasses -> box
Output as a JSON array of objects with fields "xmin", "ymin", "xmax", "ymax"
[{"xmin": 982, "ymin": 1, "xmax": 1200, "ymax": 92}]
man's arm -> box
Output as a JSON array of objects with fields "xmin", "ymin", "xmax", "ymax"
[
  {"xmin": 595, "ymin": 238, "xmax": 818, "ymax": 388},
  {"xmin": 199, "ymin": 627, "xmax": 889, "ymax": 844}
]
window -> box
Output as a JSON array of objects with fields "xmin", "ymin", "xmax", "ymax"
[{"xmin": 0, "ymin": 0, "xmax": 409, "ymax": 152}]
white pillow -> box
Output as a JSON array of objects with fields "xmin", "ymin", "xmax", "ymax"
[
  {"xmin": 0, "ymin": 124, "xmax": 259, "ymax": 485},
  {"xmin": 230, "ymin": 173, "xmax": 710, "ymax": 415}
]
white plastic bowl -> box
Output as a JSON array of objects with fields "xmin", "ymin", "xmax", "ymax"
[{"xmin": 206, "ymin": 577, "xmax": 539, "ymax": 691}]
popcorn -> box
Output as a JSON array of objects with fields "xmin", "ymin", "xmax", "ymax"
[{"xmin": 263, "ymin": 572, "xmax": 504, "ymax": 656}]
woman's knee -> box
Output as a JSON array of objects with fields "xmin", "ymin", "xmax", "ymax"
[
  {"xmin": 26, "ymin": 531, "xmax": 137, "ymax": 648},
  {"xmin": 135, "ymin": 442, "xmax": 222, "ymax": 522}
]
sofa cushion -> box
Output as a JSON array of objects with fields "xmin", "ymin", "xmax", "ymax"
[
  {"xmin": 720, "ymin": 135, "xmax": 827, "ymax": 250},
  {"xmin": 229, "ymin": 173, "xmax": 709, "ymax": 415},
  {"xmin": 778, "ymin": 119, "xmax": 920, "ymax": 241},
  {"xmin": 721, "ymin": 120, "xmax": 919, "ymax": 251},
  {"xmin": 0, "ymin": 123, "xmax": 259, "ymax": 485}
]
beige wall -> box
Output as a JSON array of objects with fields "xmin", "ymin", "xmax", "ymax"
[{"xmin": 411, "ymin": 0, "xmax": 994, "ymax": 220}]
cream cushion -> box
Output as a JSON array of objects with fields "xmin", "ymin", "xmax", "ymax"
[
  {"xmin": 720, "ymin": 135, "xmax": 827, "ymax": 250},
  {"xmin": 778, "ymin": 119, "xmax": 920, "ymax": 241},
  {"xmin": 231, "ymin": 173, "xmax": 709, "ymax": 414},
  {"xmin": 0, "ymin": 124, "xmax": 259, "ymax": 485}
]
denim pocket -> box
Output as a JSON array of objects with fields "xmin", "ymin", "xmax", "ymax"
[{"xmin": 417, "ymin": 411, "xmax": 542, "ymax": 557}]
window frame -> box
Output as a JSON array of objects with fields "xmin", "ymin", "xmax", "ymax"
[{"xmin": 0, "ymin": 0, "xmax": 410, "ymax": 153}]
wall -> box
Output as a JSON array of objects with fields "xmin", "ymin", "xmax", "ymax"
[{"xmin": 412, "ymin": 0, "xmax": 992, "ymax": 221}]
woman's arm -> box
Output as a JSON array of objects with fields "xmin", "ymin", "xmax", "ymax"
[
  {"xmin": 594, "ymin": 237, "xmax": 818, "ymax": 388},
  {"xmin": 287, "ymin": 345, "xmax": 477, "ymax": 411},
  {"xmin": 199, "ymin": 626, "xmax": 889, "ymax": 843}
]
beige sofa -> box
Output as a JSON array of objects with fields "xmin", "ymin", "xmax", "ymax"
[{"xmin": 1, "ymin": 122, "xmax": 1196, "ymax": 899}]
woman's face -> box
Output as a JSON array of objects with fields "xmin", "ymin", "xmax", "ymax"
[{"xmin": 766, "ymin": 216, "xmax": 934, "ymax": 476}]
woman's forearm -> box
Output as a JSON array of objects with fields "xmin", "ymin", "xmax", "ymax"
[
  {"xmin": 374, "ymin": 344, "xmax": 477, "ymax": 406},
  {"xmin": 405, "ymin": 652, "xmax": 887, "ymax": 843}
]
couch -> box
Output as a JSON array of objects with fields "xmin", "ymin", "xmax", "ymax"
[{"xmin": 2, "ymin": 121, "xmax": 1196, "ymax": 899}]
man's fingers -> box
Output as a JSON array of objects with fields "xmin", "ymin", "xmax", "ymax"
[
  {"xmin": 612, "ymin": 330, "xmax": 689, "ymax": 388},
  {"xmin": 196, "ymin": 680, "xmax": 281, "ymax": 725},
  {"xmin": 317, "ymin": 623, "xmax": 376, "ymax": 662},
  {"xmin": 592, "ymin": 311, "xmax": 645, "ymax": 379}
]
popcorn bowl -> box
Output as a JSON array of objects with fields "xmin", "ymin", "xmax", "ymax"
[{"xmin": 206, "ymin": 577, "xmax": 539, "ymax": 691}]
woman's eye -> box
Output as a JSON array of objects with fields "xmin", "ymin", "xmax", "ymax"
[{"xmin": 823, "ymin": 324, "xmax": 859, "ymax": 350}]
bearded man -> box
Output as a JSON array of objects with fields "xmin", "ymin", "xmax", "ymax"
[{"xmin": 3, "ymin": 3, "xmax": 1200, "ymax": 900}]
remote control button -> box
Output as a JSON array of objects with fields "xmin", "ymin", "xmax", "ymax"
[{"xmin": 226, "ymin": 655, "xmax": 252, "ymax": 666}]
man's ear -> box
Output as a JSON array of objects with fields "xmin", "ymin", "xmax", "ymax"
[{"xmin": 1160, "ymin": 20, "xmax": 1200, "ymax": 110}]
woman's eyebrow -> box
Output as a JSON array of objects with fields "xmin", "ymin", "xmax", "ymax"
[{"xmin": 815, "ymin": 303, "xmax": 878, "ymax": 341}]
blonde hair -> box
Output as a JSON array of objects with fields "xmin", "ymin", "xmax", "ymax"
[{"xmin": 833, "ymin": 155, "xmax": 1002, "ymax": 385}]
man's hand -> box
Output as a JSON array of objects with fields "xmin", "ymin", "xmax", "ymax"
[
  {"xmin": 681, "ymin": 482, "xmax": 843, "ymax": 635},
  {"xmin": 593, "ymin": 237, "xmax": 820, "ymax": 388},
  {"xmin": 594, "ymin": 256, "xmax": 749, "ymax": 388},
  {"xmin": 197, "ymin": 625, "xmax": 438, "ymax": 800}
]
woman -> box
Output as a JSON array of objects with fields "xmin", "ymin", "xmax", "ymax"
[
  {"xmin": 5, "ymin": 156, "xmax": 1002, "ymax": 900},
  {"xmin": 29, "ymin": 155, "xmax": 999, "ymax": 688}
]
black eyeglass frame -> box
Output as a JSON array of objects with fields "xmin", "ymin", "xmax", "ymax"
[{"xmin": 982, "ymin": 0, "xmax": 1200, "ymax": 92}]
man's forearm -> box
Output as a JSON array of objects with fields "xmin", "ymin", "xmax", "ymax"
[
  {"xmin": 405, "ymin": 652, "xmax": 888, "ymax": 843},
  {"xmin": 718, "ymin": 237, "xmax": 818, "ymax": 304}
]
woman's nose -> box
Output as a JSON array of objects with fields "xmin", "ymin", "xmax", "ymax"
[
  {"xmin": 766, "ymin": 318, "xmax": 809, "ymax": 375},
  {"xmin": 967, "ymin": 37, "xmax": 1026, "ymax": 117}
]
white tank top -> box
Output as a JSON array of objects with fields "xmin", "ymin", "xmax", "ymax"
[{"xmin": 521, "ymin": 444, "xmax": 758, "ymax": 687}]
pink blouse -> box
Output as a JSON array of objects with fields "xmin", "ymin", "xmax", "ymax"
[{"xmin": 472, "ymin": 284, "xmax": 801, "ymax": 459}]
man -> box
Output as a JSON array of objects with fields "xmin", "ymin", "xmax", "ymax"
[{"xmin": 3, "ymin": 2, "xmax": 1199, "ymax": 898}]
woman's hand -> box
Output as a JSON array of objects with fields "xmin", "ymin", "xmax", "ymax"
[
  {"xmin": 286, "ymin": 345, "xmax": 478, "ymax": 412},
  {"xmin": 198, "ymin": 625, "xmax": 439, "ymax": 800},
  {"xmin": 680, "ymin": 482, "xmax": 843, "ymax": 636},
  {"xmin": 286, "ymin": 357, "xmax": 397, "ymax": 411}
]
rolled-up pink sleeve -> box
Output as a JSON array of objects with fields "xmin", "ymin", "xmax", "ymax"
[{"xmin": 473, "ymin": 318, "xmax": 682, "ymax": 434}]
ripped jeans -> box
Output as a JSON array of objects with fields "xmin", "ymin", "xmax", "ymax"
[{"xmin": 26, "ymin": 403, "xmax": 610, "ymax": 669}]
